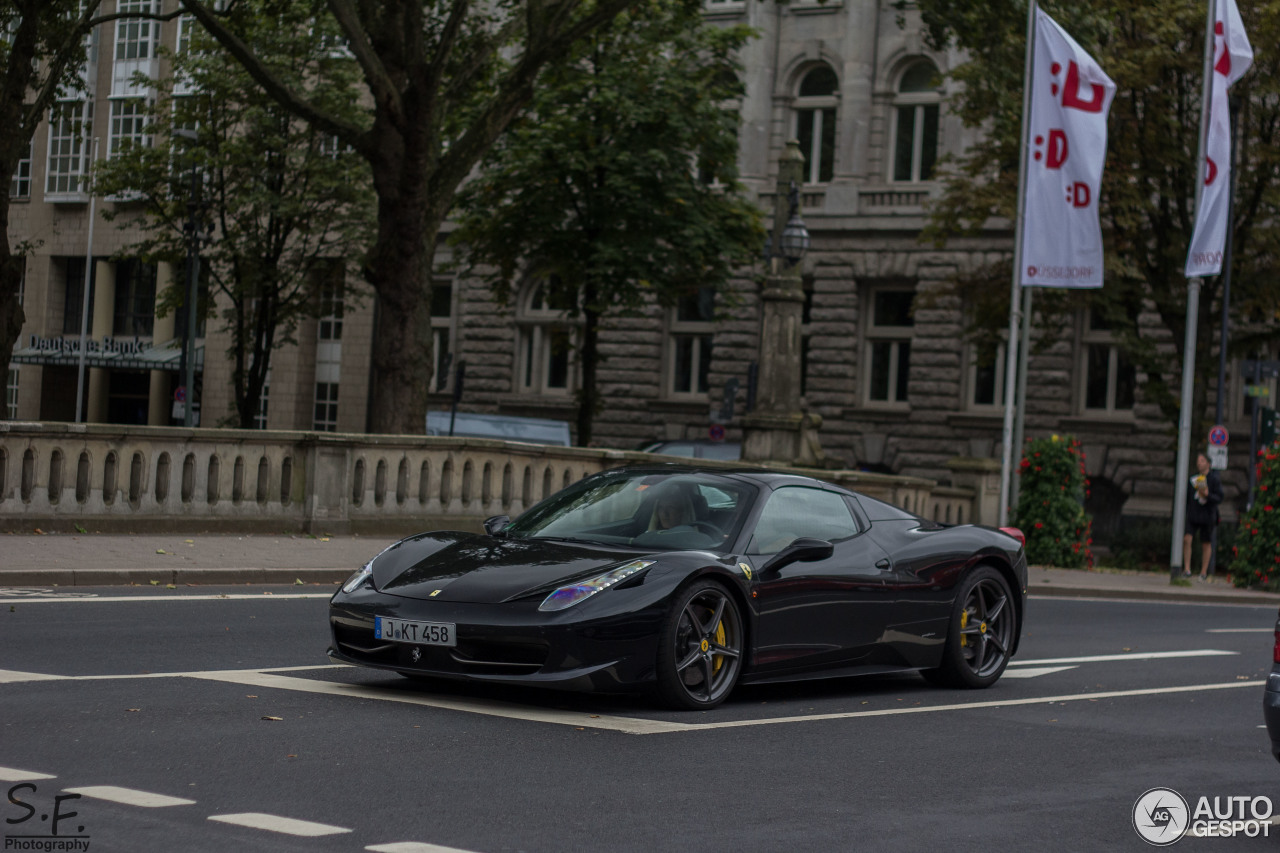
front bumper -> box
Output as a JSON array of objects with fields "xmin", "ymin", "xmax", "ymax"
[
  {"xmin": 329, "ymin": 586, "xmax": 669, "ymax": 693},
  {"xmin": 1266, "ymin": 670, "xmax": 1280, "ymax": 763}
]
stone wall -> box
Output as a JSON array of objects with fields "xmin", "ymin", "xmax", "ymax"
[{"xmin": 0, "ymin": 422, "xmax": 990, "ymax": 535}]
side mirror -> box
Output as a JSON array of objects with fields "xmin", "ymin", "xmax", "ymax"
[
  {"xmin": 483, "ymin": 515, "xmax": 510, "ymax": 536},
  {"xmin": 760, "ymin": 537, "xmax": 834, "ymax": 575}
]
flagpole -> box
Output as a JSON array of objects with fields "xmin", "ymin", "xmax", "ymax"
[
  {"xmin": 999, "ymin": 0, "xmax": 1038, "ymax": 527},
  {"xmin": 1170, "ymin": 0, "xmax": 1219, "ymax": 578}
]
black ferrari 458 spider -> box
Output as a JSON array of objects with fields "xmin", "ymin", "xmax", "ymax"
[{"xmin": 329, "ymin": 466, "xmax": 1028, "ymax": 709}]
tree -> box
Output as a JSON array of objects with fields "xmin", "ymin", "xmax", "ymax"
[
  {"xmin": 907, "ymin": 0, "xmax": 1280, "ymax": 441},
  {"xmin": 175, "ymin": 0, "xmax": 650, "ymax": 434},
  {"xmin": 448, "ymin": 0, "xmax": 762, "ymax": 445},
  {"xmin": 0, "ymin": 0, "xmax": 175, "ymax": 401},
  {"xmin": 93, "ymin": 3, "xmax": 373, "ymax": 428}
]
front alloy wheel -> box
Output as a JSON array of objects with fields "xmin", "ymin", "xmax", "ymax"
[{"xmin": 657, "ymin": 579, "xmax": 743, "ymax": 710}]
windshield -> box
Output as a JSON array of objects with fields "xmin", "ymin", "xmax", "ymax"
[{"xmin": 504, "ymin": 470, "xmax": 755, "ymax": 552}]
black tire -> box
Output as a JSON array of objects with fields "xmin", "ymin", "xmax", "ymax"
[
  {"xmin": 655, "ymin": 578, "xmax": 744, "ymax": 710},
  {"xmin": 926, "ymin": 566, "xmax": 1016, "ymax": 689}
]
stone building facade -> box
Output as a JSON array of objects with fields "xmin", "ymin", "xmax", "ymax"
[{"xmin": 6, "ymin": 0, "xmax": 1275, "ymax": 535}]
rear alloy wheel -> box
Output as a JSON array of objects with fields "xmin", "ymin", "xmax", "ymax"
[
  {"xmin": 928, "ymin": 566, "xmax": 1015, "ymax": 688},
  {"xmin": 656, "ymin": 579, "xmax": 743, "ymax": 710}
]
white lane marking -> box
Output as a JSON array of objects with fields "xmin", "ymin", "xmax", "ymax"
[
  {"xmin": 367, "ymin": 843, "xmax": 483, "ymax": 853},
  {"xmin": 1011, "ymin": 650, "xmax": 1237, "ymax": 666},
  {"xmin": 1001, "ymin": 666, "xmax": 1078, "ymax": 679},
  {"xmin": 0, "ymin": 767, "xmax": 55, "ymax": 782},
  {"xmin": 675, "ymin": 681, "xmax": 1266, "ymax": 733},
  {"xmin": 0, "ymin": 669, "xmax": 69, "ymax": 683},
  {"xmin": 1206, "ymin": 628, "xmax": 1274, "ymax": 633},
  {"xmin": 208, "ymin": 813, "xmax": 351, "ymax": 836},
  {"xmin": 187, "ymin": 669, "xmax": 1265, "ymax": 735},
  {"xmin": 1029, "ymin": 594, "xmax": 1275, "ymax": 609},
  {"xmin": 64, "ymin": 786, "xmax": 195, "ymax": 807},
  {"xmin": 0, "ymin": 664, "xmax": 345, "ymax": 683},
  {"xmin": 0, "ymin": 593, "xmax": 332, "ymax": 604},
  {"xmin": 185, "ymin": 670, "xmax": 685, "ymax": 735}
]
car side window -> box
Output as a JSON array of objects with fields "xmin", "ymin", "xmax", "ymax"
[{"xmin": 747, "ymin": 487, "xmax": 862, "ymax": 555}]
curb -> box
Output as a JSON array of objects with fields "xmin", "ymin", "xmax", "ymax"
[
  {"xmin": 1029, "ymin": 584, "xmax": 1280, "ymax": 606},
  {"xmin": 0, "ymin": 568, "xmax": 349, "ymax": 587}
]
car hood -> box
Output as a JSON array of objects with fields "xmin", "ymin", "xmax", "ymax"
[{"xmin": 375, "ymin": 534, "xmax": 643, "ymax": 603}]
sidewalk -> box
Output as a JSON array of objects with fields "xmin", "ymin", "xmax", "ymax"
[{"xmin": 1, "ymin": 531, "xmax": 1278, "ymax": 606}]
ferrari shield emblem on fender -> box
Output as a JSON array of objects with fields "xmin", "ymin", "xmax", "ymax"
[
  {"xmin": 738, "ymin": 562, "xmax": 752, "ymax": 580},
  {"xmin": 429, "ymin": 589, "xmax": 442, "ymax": 597}
]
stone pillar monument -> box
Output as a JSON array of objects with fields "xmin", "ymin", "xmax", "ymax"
[{"xmin": 741, "ymin": 140, "xmax": 823, "ymax": 466}]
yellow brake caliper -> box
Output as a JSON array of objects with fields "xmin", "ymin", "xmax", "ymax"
[
  {"xmin": 960, "ymin": 609, "xmax": 969, "ymax": 647},
  {"xmin": 712, "ymin": 620, "xmax": 726, "ymax": 673}
]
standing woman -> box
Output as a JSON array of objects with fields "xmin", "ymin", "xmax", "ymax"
[{"xmin": 1183, "ymin": 452, "xmax": 1223, "ymax": 581}]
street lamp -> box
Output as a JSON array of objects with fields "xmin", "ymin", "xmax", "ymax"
[
  {"xmin": 172, "ymin": 128, "xmax": 211, "ymax": 427},
  {"xmin": 779, "ymin": 187, "xmax": 811, "ymax": 267}
]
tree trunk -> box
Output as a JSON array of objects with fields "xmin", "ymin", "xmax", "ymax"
[{"xmin": 362, "ymin": 125, "xmax": 440, "ymax": 435}]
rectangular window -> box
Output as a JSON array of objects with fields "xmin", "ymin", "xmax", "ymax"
[
  {"xmin": 668, "ymin": 288, "xmax": 715, "ymax": 398},
  {"xmin": 10, "ymin": 140, "xmax": 31, "ymax": 199},
  {"xmin": 108, "ymin": 98, "xmax": 149, "ymax": 157},
  {"xmin": 863, "ymin": 286, "xmax": 914, "ymax": 406},
  {"xmin": 253, "ymin": 377, "xmax": 269, "ymax": 430},
  {"xmin": 893, "ymin": 104, "xmax": 940, "ymax": 182},
  {"xmin": 969, "ymin": 342, "xmax": 1006, "ymax": 408},
  {"xmin": 113, "ymin": 259, "xmax": 157, "ymax": 336},
  {"xmin": 317, "ymin": 274, "xmax": 343, "ymax": 341},
  {"xmin": 313, "ymin": 382, "xmax": 339, "ymax": 431},
  {"xmin": 114, "ymin": 0, "xmax": 158, "ymax": 61},
  {"xmin": 430, "ymin": 279, "xmax": 453, "ymax": 393},
  {"xmin": 1080, "ymin": 308, "xmax": 1136, "ymax": 414},
  {"xmin": 46, "ymin": 101, "xmax": 93, "ymax": 197},
  {"xmin": 796, "ymin": 107, "xmax": 836, "ymax": 184},
  {"xmin": 62, "ymin": 258, "xmax": 94, "ymax": 335},
  {"xmin": 5, "ymin": 368, "xmax": 18, "ymax": 419}
]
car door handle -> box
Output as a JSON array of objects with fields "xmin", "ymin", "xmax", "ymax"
[{"xmin": 875, "ymin": 558, "xmax": 891, "ymax": 570}]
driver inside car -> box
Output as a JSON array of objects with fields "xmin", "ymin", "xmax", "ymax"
[{"xmin": 650, "ymin": 491, "xmax": 696, "ymax": 531}]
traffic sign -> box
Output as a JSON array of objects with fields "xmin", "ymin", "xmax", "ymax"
[
  {"xmin": 709, "ymin": 424, "xmax": 726, "ymax": 442},
  {"xmin": 1208, "ymin": 424, "xmax": 1229, "ymax": 446},
  {"xmin": 174, "ymin": 386, "xmax": 187, "ymax": 403},
  {"xmin": 1207, "ymin": 444, "xmax": 1228, "ymax": 470}
]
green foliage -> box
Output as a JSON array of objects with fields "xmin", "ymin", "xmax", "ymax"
[
  {"xmin": 1232, "ymin": 442, "xmax": 1280, "ymax": 590},
  {"xmin": 93, "ymin": 2, "xmax": 373, "ymax": 428},
  {"xmin": 449, "ymin": 0, "xmax": 764, "ymax": 443},
  {"xmin": 1014, "ymin": 434, "xmax": 1093, "ymax": 568},
  {"xmin": 906, "ymin": 0, "xmax": 1280, "ymax": 439}
]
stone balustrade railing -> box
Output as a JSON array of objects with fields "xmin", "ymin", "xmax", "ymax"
[{"xmin": 0, "ymin": 423, "xmax": 997, "ymax": 534}]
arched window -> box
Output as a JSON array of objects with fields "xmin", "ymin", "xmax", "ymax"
[
  {"xmin": 516, "ymin": 281, "xmax": 577, "ymax": 396},
  {"xmin": 892, "ymin": 61, "xmax": 941, "ymax": 183},
  {"xmin": 794, "ymin": 65, "xmax": 838, "ymax": 184}
]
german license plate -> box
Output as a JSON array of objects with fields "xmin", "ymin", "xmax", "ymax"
[{"xmin": 375, "ymin": 616, "xmax": 456, "ymax": 647}]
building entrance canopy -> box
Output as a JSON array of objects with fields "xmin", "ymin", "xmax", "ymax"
[{"xmin": 9, "ymin": 335, "xmax": 203, "ymax": 372}]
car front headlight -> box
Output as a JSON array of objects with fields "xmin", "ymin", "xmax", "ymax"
[
  {"xmin": 341, "ymin": 561, "xmax": 374, "ymax": 594},
  {"xmin": 538, "ymin": 560, "xmax": 654, "ymax": 612}
]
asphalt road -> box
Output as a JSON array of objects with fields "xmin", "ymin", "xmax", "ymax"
[{"xmin": 1, "ymin": 587, "xmax": 1277, "ymax": 852}]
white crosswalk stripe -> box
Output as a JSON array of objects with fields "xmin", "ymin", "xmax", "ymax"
[
  {"xmin": 209, "ymin": 812, "xmax": 352, "ymax": 836},
  {"xmin": 367, "ymin": 843, "xmax": 483, "ymax": 853},
  {"xmin": 0, "ymin": 766, "xmax": 55, "ymax": 782},
  {"xmin": 64, "ymin": 786, "xmax": 195, "ymax": 807}
]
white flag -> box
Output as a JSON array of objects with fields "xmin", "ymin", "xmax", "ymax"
[
  {"xmin": 1019, "ymin": 9, "xmax": 1116, "ymax": 289},
  {"xmin": 1185, "ymin": 0, "xmax": 1253, "ymax": 278}
]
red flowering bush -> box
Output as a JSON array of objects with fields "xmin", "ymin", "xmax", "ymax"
[
  {"xmin": 1014, "ymin": 434, "xmax": 1093, "ymax": 568},
  {"xmin": 1231, "ymin": 441, "xmax": 1280, "ymax": 590}
]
